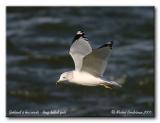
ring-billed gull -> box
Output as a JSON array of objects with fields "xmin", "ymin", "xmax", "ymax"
[{"xmin": 57, "ymin": 30, "xmax": 122, "ymax": 89}]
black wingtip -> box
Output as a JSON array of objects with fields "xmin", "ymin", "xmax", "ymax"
[
  {"xmin": 72, "ymin": 30, "xmax": 86, "ymax": 44},
  {"xmin": 98, "ymin": 41, "xmax": 113, "ymax": 49},
  {"xmin": 76, "ymin": 30, "xmax": 85, "ymax": 35}
]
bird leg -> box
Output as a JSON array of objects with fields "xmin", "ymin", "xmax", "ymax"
[{"xmin": 100, "ymin": 83, "xmax": 113, "ymax": 89}]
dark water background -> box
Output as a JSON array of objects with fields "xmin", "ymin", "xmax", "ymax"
[{"xmin": 7, "ymin": 7, "xmax": 154, "ymax": 117}]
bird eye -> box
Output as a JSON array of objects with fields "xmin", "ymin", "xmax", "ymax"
[{"xmin": 63, "ymin": 77, "xmax": 65, "ymax": 79}]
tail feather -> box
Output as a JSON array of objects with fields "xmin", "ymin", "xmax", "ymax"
[
  {"xmin": 106, "ymin": 75, "xmax": 127, "ymax": 89},
  {"xmin": 110, "ymin": 81, "xmax": 122, "ymax": 88}
]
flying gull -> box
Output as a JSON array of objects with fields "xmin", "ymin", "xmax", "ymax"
[{"xmin": 57, "ymin": 30, "xmax": 122, "ymax": 89}]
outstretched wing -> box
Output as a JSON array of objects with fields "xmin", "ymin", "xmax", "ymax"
[
  {"xmin": 69, "ymin": 31, "xmax": 92, "ymax": 71},
  {"xmin": 81, "ymin": 41, "xmax": 113, "ymax": 77}
]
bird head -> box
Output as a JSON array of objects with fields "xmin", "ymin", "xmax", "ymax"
[
  {"xmin": 57, "ymin": 72, "xmax": 68, "ymax": 84},
  {"xmin": 57, "ymin": 72, "xmax": 73, "ymax": 84}
]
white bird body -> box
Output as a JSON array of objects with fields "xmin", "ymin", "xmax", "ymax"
[
  {"xmin": 70, "ymin": 71, "xmax": 104, "ymax": 86},
  {"xmin": 57, "ymin": 30, "xmax": 123, "ymax": 89}
]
